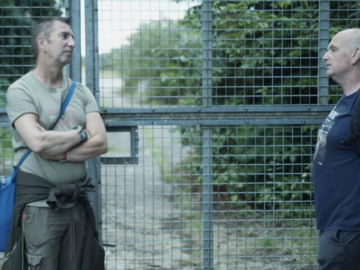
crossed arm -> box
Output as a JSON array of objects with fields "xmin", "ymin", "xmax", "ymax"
[{"xmin": 14, "ymin": 112, "xmax": 108, "ymax": 162}]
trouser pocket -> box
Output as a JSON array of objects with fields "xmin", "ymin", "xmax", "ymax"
[
  {"xmin": 26, "ymin": 253, "xmax": 42, "ymax": 270},
  {"xmin": 317, "ymin": 230, "xmax": 344, "ymax": 269}
]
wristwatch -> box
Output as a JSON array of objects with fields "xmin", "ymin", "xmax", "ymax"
[{"xmin": 74, "ymin": 126, "xmax": 88, "ymax": 143}]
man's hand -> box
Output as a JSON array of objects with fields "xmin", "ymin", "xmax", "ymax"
[{"xmin": 65, "ymin": 112, "xmax": 107, "ymax": 162}]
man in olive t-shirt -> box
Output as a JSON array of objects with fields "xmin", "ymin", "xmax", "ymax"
[{"xmin": 5, "ymin": 17, "xmax": 107, "ymax": 270}]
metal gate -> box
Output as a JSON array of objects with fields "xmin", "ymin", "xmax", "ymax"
[{"xmin": 1, "ymin": 0, "xmax": 358, "ymax": 269}]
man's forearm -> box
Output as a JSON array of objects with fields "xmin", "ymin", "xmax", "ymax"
[
  {"xmin": 63, "ymin": 135, "xmax": 107, "ymax": 162},
  {"xmin": 35, "ymin": 129, "xmax": 82, "ymax": 156},
  {"xmin": 40, "ymin": 133, "xmax": 107, "ymax": 162},
  {"xmin": 36, "ymin": 112, "xmax": 108, "ymax": 162}
]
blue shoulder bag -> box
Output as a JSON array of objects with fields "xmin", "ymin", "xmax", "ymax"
[{"xmin": 0, "ymin": 81, "xmax": 77, "ymax": 252}]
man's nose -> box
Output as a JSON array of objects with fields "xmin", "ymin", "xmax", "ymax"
[
  {"xmin": 322, "ymin": 51, "xmax": 329, "ymax": 61},
  {"xmin": 68, "ymin": 37, "xmax": 76, "ymax": 49}
]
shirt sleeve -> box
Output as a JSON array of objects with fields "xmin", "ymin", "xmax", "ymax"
[
  {"xmin": 80, "ymin": 84, "xmax": 100, "ymax": 114},
  {"xmin": 6, "ymin": 85, "xmax": 38, "ymax": 127}
]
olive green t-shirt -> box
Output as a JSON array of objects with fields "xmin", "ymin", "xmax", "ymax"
[{"xmin": 6, "ymin": 71, "xmax": 99, "ymax": 184}]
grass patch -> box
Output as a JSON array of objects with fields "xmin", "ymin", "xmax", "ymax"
[
  {"xmin": 181, "ymin": 212, "xmax": 200, "ymax": 220},
  {"xmin": 177, "ymin": 259, "xmax": 200, "ymax": 267}
]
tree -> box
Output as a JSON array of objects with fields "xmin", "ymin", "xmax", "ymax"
[
  {"xmin": 176, "ymin": 0, "xmax": 360, "ymax": 216},
  {"xmin": 101, "ymin": 20, "xmax": 202, "ymax": 105}
]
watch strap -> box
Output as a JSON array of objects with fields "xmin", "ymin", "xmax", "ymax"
[{"xmin": 74, "ymin": 126, "xmax": 87, "ymax": 143}]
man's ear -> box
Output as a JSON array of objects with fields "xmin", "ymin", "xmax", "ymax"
[
  {"xmin": 37, "ymin": 36, "xmax": 46, "ymax": 52},
  {"xmin": 351, "ymin": 48, "xmax": 360, "ymax": 64}
]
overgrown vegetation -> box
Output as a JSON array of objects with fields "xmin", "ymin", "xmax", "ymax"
[
  {"xmin": 100, "ymin": 20, "xmax": 202, "ymax": 105},
  {"xmin": 102, "ymin": 0, "xmax": 360, "ymax": 218}
]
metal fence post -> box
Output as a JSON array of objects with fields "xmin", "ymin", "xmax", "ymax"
[
  {"xmin": 202, "ymin": 0, "xmax": 213, "ymax": 269},
  {"xmin": 318, "ymin": 0, "xmax": 330, "ymax": 105},
  {"xmin": 65, "ymin": 0, "xmax": 82, "ymax": 82},
  {"xmin": 84, "ymin": 0, "xmax": 102, "ymax": 243}
]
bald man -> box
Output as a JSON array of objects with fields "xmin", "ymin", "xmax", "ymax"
[{"xmin": 312, "ymin": 28, "xmax": 360, "ymax": 269}]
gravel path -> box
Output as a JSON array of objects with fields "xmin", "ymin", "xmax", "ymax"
[
  {"xmin": 101, "ymin": 126, "xmax": 199, "ymax": 269},
  {"xmin": 99, "ymin": 77, "xmax": 196, "ymax": 269}
]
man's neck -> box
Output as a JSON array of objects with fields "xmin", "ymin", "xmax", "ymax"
[
  {"xmin": 32, "ymin": 63, "xmax": 64, "ymax": 88},
  {"xmin": 340, "ymin": 80, "xmax": 360, "ymax": 96},
  {"xmin": 333, "ymin": 72, "xmax": 360, "ymax": 96}
]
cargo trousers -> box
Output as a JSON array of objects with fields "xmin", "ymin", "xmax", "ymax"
[{"xmin": 23, "ymin": 203, "xmax": 86, "ymax": 270}]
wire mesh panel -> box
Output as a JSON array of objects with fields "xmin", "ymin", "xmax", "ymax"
[
  {"xmin": 97, "ymin": 0, "xmax": 349, "ymax": 109},
  {"xmin": 0, "ymin": 1, "xmax": 65, "ymax": 103},
  {"xmin": 98, "ymin": 0, "xmax": 203, "ymax": 108},
  {"xmin": 96, "ymin": 0, "xmax": 360, "ymax": 269},
  {"xmin": 0, "ymin": 127, "xmax": 13, "ymax": 175},
  {"xmin": 101, "ymin": 125, "xmax": 318, "ymax": 269}
]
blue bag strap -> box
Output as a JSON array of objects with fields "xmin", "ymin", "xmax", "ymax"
[
  {"xmin": 11, "ymin": 81, "xmax": 77, "ymax": 181},
  {"xmin": 12, "ymin": 149, "xmax": 32, "ymax": 178},
  {"xmin": 50, "ymin": 81, "xmax": 77, "ymax": 129}
]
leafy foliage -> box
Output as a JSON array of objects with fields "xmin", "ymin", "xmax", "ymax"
[
  {"xmin": 102, "ymin": 0, "xmax": 360, "ymax": 217},
  {"xmin": 180, "ymin": 0, "xmax": 360, "ymax": 217},
  {"xmin": 174, "ymin": 0, "xmax": 319, "ymax": 217}
]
